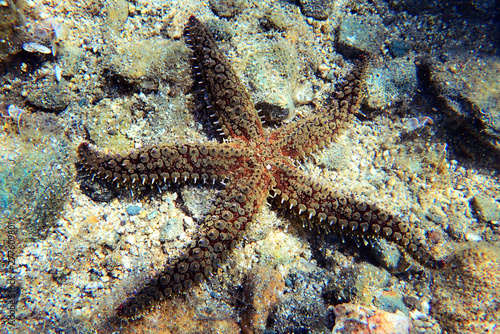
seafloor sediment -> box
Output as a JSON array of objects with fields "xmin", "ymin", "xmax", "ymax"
[{"xmin": 0, "ymin": 0, "xmax": 498, "ymax": 333}]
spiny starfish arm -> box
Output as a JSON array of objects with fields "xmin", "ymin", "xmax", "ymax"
[
  {"xmin": 184, "ymin": 15, "xmax": 264, "ymax": 142},
  {"xmin": 270, "ymin": 160, "xmax": 446, "ymax": 269},
  {"xmin": 114, "ymin": 167, "xmax": 273, "ymax": 319},
  {"xmin": 270, "ymin": 111, "xmax": 354, "ymax": 160},
  {"xmin": 269, "ymin": 62, "xmax": 364, "ymax": 160},
  {"xmin": 77, "ymin": 141, "xmax": 254, "ymax": 187}
]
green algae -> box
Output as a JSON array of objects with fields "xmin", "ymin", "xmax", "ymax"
[{"xmin": 0, "ymin": 112, "xmax": 74, "ymax": 243}]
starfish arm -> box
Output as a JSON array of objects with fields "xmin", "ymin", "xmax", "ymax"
[
  {"xmin": 77, "ymin": 141, "xmax": 253, "ymax": 187},
  {"xmin": 184, "ymin": 15, "xmax": 264, "ymax": 142},
  {"xmin": 114, "ymin": 166, "xmax": 272, "ymax": 319},
  {"xmin": 269, "ymin": 63, "xmax": 364, "ymax": 160},
  {"xmin": 270, "ymin": 160, "xmax": 446, "ymax": 269}
]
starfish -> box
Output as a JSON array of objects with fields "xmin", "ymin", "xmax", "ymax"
[{"xmin": 77, "ymin": 15, "xmax": 444, "ymax": 320}]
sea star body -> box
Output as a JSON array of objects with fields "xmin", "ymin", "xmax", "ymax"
[{"xmin": 77, "ymin": 16, "xmax": 443, "ymax": 319}]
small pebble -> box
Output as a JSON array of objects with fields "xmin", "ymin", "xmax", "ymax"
[
  {"xmin": 465, "ymin": 232, "xmax": 482, "ymax": 241},
  {"xmin": 126, "ymin": 205, "xmax": 142, "ymax": 216},
  {"xmin": 23, "ymin": 42, "xmax": 51, "ymax": 54},
  {"xmin": 413, "ymin": 319, "xmax": 424, "ymax": 327},
  {"xmin": 147, "ymin": 211, "xmax": 157, "ymax": 220}
]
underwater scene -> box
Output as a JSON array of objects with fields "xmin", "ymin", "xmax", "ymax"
[{"xmin": 0, "ymin": 0, "xmax": 499, "ymax": 333}]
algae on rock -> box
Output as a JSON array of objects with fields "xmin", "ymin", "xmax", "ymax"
[{"xmin": 0, "ymin": 112, "xmax": 74, "ymax": 245}]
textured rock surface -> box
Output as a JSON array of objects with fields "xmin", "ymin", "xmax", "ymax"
[
  {"xmin": 241, "ymin": 266, "xmax": 285, "ymax": 332},
  {"xmin": 270, "ymin": 269, "xmax": 331, "ymax": 333},
  {"xmin": 472, "ymin": 193, "xmax": 500, "ymax": 222},
  {"xmin": 337, "ymin": 14, "xmax": 386, "ymax": 57},
  {"xmin": 0, "ymin": 112, "xmax": 74, "ymax": 242},
  {"xmin": 425, "ymin": 54, "xmax": 500, "ymax": 152},
  {"xmin": 0, "ymin": 1, "xmax": 24, "ymax": 61},
  {"xmin": 26, "ymin": 80, "xmax": 72, "ymax": 112},
  {"xmin": 331, "ymin": 303, "xmax": 412, "ymax": 334},
  {"xmin": 299, "ymin": 0, "xmax": 333, "ymax": 20},
  {"xmin": 209, "ymin": 0, "xmax": 242, "ymax": 18},
  {"xmin": 432, "ymin": 243, "xmax": 500, "ymax": 333},
  {"xmin": 364, "ymin": 58, "xmax": 417, "ymax": 110}
]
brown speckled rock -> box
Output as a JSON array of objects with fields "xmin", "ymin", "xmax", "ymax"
[
  {"xmin": 209, "ymin": 0, "xmax": 243, "ymax": 18},
  {"xmin": 472, "ymin": 193, "xmax": 500, "ymax": 222},
  {"xmin": 242, "ymin": 266, "xmax": 285, "ymax": 332},
  {"xmin": 431, "ymin": 243, "xmax": 500, "ymax": 333},
  {"xmin": 299, "ymin": 0, "xmax": 333, "ymax": 20}
]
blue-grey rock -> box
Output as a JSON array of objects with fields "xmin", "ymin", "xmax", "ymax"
[
  {"xmin": 388, "ymin": 39, "xmax": 411, "ymax": 57},
  {"xmin": 126, "ymin": 205, "xmax": 142, "ymax": 216},
  {"xmin": 337, "ymin": 15, "xmax": 386, "ymax": 57},
  {"xmin": 364, "ymin": 58, "xmax": 417, "ymax": 110}
]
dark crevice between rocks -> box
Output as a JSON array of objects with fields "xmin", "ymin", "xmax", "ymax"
[
  {"xmin": 101, "ymin": 69, "xmax": 140, "ymax": 98},
  {"xmin": 415, "ymin": 60, "xmax": 500, "ymax": 170},
  {"xmin": 256, "ymin": 101, "xmax": 289, "ymax": 127},
  {"xmin": 77, "ymin": 171, "xmax": 118, "ymax": 202},
  {"xmin": 0, "ymin": 50, "xmax": 52, "ymax": 78}
]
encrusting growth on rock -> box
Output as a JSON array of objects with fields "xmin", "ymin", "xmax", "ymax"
[{"xmin": 77, "ymin": 15, "xmax": 447, "ymax": 321}]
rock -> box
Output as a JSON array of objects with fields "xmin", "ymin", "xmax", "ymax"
[
  {"xmin": 370, "ymin": 238, "xmax": 404, "ymax": 272},
  {"xmin": 209, "ymin": 0, "xmax": 242, "ymax": 18},
  {"xmin": 337, "ymin": 14, "xmax": 386, "ymax": 57},
  {"xmin": 331, "ymin": 303, "xmax": 412, "ymax": 334},
  {"xmin": 424, "ymin": 54, "xmax": 500, "ymax": 157},
  {"xmin": 431, "ymin": 243, "xmax": 500, "ymax": 333},
  {"xmin": 270, "ymin": 269, "xmax": 332, "ymax": 333},
  {"xmin": 126, "ymin": 205, "xmax": 141, "ymax": 216},
  {"xmin": 471, "ymin": 193, "xmax": 500, "ymax": 222},
  {"xmin": 104, "ymin": 0, "xmax": 129, "ymax": 31},
  {"xmin": 240, "ymin": 37, "xmax": 299, "ymax": 122},
  {"xmin": 0, "ymin": 112, "xmax": 73, "ymax": 242},
  {"xmin": 388, "ymin": 39, "xmax": 411, "ymax": 58},
  {"xmin": 27, "ymin": 82, "xmax": 71, "ymax": 112},
  {"xmin": 0, "ymin": 0, "xmax": 24, "ymax": 61},
  {"xmin": 364, "ymin": 58, "xmax": 417, "ymax": 110},
  {"xmin": 299, "ymin": 0, "xmax": 333, "ymax": 20},
  {"xmin": 374, "ymin": 290, "xmax": 408, "ymax": 315},
  {"xmin": 106, "ymin": 38, "xmax": 191, "ymax": 91},
  {"xmin": 241, "ymin": 266, "xmax": 285, "ymax": 332}
]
